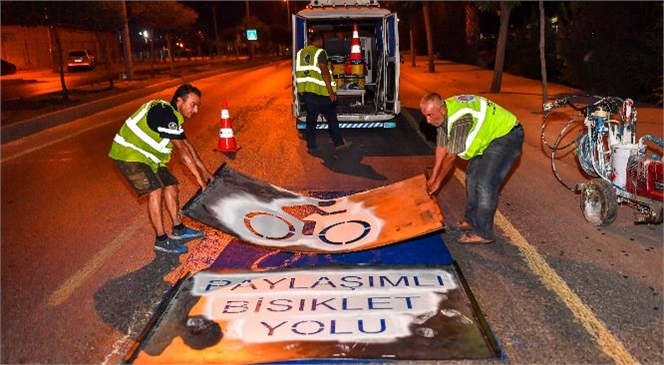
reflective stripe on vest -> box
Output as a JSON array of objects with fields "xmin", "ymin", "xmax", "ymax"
[
  {"xmin": 446, "ymin": 95, "xmax": 516, "ymax": 160},
  {"xmin": 112, "ymin": 134, "xmax": 161, "ymax": 164},
  {"xmin": 295, "ymin": 46, "xmax": 335, "ymax": 95},
  {"xmin": 109, "ymin": 100, "xmax": 183, "ymax": 171},
  {"xmin": 125, "ymin": 101, "xmax": 175, "ymax": 155}
]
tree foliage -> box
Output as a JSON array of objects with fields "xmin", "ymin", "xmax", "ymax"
[
  {"xmin": 128, "ymin": 1, "xmax": 198, "ymax": 74},
  {"xmin": 129, "ymin": 1, "xmax": 197, "ymax": 33},
  {"xmin": 555, "ymin": 2, "xmax": 662, "ymax": 104},
  {"xmin": 1, "ymin": 1, "xmax": 122, "ymax": 31}
]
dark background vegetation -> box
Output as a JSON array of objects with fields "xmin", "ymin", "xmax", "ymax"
[
  {"xmin": 1, "ymin": 1, "xmax": 662, "ymax": 105},
  {"xmin": 393, "ymin": 1, "xmax": 663, "ymax": 105}
]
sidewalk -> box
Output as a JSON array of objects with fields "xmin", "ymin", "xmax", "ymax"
[{"xmin": 398, "ymin": 57, "xmax": 662, "ymax": 154}]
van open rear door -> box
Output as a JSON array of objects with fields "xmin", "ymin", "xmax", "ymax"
[
  {"xmin": 381, "ymin": 13, "xmax": 400, "ymax": 115},
  {"xmin": 291, "ymin": 2, "xmax": 400, "ymax": 129},
  {"xmin": 291, "ymin": 15, "xmax": 307, "ymax": 119}
]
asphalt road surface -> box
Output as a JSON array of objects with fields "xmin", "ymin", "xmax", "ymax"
[{"xmin": 1, "ymin": 58, "xmax": 662, "ymax": 364}]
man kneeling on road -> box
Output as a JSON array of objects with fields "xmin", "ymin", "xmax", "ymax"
[{"xmin": 109, "ymin": 83, "xmax": 213, "ymax": 254}]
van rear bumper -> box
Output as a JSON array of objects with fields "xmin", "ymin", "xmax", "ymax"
[{"xmin": 296, "ymin": 115, "xmax": 398, "ymax": 129}]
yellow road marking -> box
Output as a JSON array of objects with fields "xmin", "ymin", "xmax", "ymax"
[
  {"xmin": 453, "ymin": 167, "xmax": 636, "ymax": 365},
  {"xmin": 401, "ymin": 108, "xmax": 636, "ymax": 364},
  {"xmin": 47, "ymin": 217, "xmax": 147, "ymax": 307}
]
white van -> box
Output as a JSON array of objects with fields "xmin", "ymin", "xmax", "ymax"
[{"xmin": 292, "ymin": 0, "xmax": 401, "ymax": 129}]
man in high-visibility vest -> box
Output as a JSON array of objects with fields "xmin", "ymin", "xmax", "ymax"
[
  {"xmin": 420, "ymin": 93, "xmax": 524, "ymax": 244},
  {"xmin": 295, "ymin": 31, "xmax": 351, "ymax": 154},
  {"xmin": 109, "ymin": 83, "xmax": 213, "ymax": 254}
]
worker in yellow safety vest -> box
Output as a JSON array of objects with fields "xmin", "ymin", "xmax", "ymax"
[
  {"xmin": 109, "ymin": 83, "xmax": 213, "ymax": 254},
  {"xmin": 295, "ymin": 31, "xmax": 351, "ymax": 155},
  {"xmin": 420, "ymin": 93, "xmax": 524, "ymax": 245}
]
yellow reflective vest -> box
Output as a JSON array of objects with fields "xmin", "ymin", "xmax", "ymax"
[
  {"xmin": 295, "ymin": 45, "xmax": 336, "ymax": 95},
  {"xmin": 446, "ymin": 95, "xmax": 518, "ymax": 160},
  {"xmin": 108, "ymin": 100, "xmax": 184, "ymax": 172}
]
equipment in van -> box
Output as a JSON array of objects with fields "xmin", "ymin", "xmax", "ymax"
[{"xmin": 292, "ymin": 0, "xmax": 401, "ymax": 129}]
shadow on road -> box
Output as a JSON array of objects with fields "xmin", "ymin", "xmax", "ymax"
[{"xmin": 94, "ymin": 252, "xmax": 181, "ymax": 337}]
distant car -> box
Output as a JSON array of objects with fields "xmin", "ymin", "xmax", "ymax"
[
  {"xmin": 1, "ymin": 59, "xmax": 17, "ymax": 75},
  {"xmin": 66, "ymin": 50, "xmax": 96, "ymax": 71}
]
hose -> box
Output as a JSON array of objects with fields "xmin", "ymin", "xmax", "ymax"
[{"xmin": 540, "ymin": 95, "xmax": 627, "ymax": 192}]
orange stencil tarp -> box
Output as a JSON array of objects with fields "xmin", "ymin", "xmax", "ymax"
[{"xmin": 181, "ymin": 164, "xmax": 444, "ymax": 253}]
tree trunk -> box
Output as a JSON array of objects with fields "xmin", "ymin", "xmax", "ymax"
[
  {"xmin": 423, "ymin": 1, "xmax": 435, "ymax": 73},
  {"xmin": 166, "ymin": 33, "xmax": 175, "ymax": 75},
  {"xmin": 539, "ymin": 1, "xmax": 549, "ymax": 103},
  {"xmin": 149, "ymin": 28, "xmax": 156, "ymax": 78},
  {"xmin": 490, "ymin": 2, "xmax": 512, "ymax": 93},
  {"xmin": 213, "ymin": 5, "xmax": 222, "ymax": 58},
  {"xmin": 121, "ymin": 0, "xmax": 133, "ymax": 80},
  {"xmin": 409, "ymin": 14, "xmax": 416, "ymax": 67},
  {"xmin": 95, "ymin": 31, "xmax": 111, "ymax": 72},
  {"xmin": 52, "ymin": 26, "xmax": 69, "ymax": 101},
  {"xmin": 465, "ymin": 1, "xmax": 479, "ymax": 65},
  {"xmin": 95, "ymin": 30, "xmax": 114, "ymax": 89}
]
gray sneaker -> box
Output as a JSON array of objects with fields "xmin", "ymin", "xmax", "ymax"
[
  {"xmin": 154, "ymin": 238, "xmax": 188, "ymax": 254},
  {"xmin": 172, "ymin": 225, "xmax": 204, "ymax": 241}
]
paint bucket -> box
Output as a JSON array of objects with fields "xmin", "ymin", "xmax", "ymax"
[
  {"xmin": 357, "ymin": 76, "xmax": 365, "ymax": 90},
  {"xmin": 331, "ymin": 62, "xmax": 345, "ymax": 76},
  {"xmin": 334, "ymin": 74, "xmax": 344, "ymax": 89},
  {"xmin": 350, "ymin": 60, "xmax": 365, "ymax": 76},
  {"xmin": 611, "ymin": 143, "xmax": 638, "ymax": 188}
]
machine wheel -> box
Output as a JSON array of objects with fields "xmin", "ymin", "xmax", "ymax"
[{"xmin": 580, "ymin": 178, "xmax": 618, "ymax": 226}]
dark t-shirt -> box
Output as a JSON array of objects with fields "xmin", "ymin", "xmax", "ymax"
[{"xmin": 146, "ymin": 102, "xmax": 186, "ymax": 140}]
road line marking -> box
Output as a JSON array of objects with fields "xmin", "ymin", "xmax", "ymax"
[
  {"xmin": 452, "ymin": 170, "xmax": 637, "ymax": 365},
  {"xmin": 1, "ymin": 117, "xmax": 119, "ymax": 163},
  {"xmin": 491, "ymin": 203, "xmax": 637, "ymax": 365},
  {"xmin": 402, "ymin": 108, "xmax": 636, "ymax": 364},
  {"xmin": 47, "ymin": 217, "xmax": 147, "ymax": 307}
]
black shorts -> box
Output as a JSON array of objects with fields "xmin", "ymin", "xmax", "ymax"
[{"xmin": 114, "ymin": 160, "xmax": 179, "ymax": 196}]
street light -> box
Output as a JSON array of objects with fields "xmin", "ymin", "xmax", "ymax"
[
  {"xmin": 139, "ymin": 30, "xmax": 151, "ymax": 62},
  {"xmin": 140, "ymin": 30, "xmax": 149, "ymax": 44}
]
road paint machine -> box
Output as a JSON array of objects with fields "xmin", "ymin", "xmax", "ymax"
[{"xmin": 542, "ymin": 95, "xmax": 663, "ymax": 226}]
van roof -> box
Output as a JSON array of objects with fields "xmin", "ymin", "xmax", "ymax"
[
  {"xmin": 298, "ymin": 5, "xmax": 391, "ymax": 19},
  {"xmin": 308, "ymin": 0, "xmax": 381, "ymax": 7}
]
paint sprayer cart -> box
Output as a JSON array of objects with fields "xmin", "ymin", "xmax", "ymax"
[{"xmin": 541, "ymin": 94, "xmax": 663, "ymax": 226}]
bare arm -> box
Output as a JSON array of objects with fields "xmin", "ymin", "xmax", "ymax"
[
  {"xmin": 426, "ymin": 145, "xmax": 457, "ymax": 196},
  {"xmin": 172, "ymin": 139, "xmax": 213, "ymax": 190},
  {"xmin": 319, "ymin": 62, "xmax": 337, "ymax": 102}
]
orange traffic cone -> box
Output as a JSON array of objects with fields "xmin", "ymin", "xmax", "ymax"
[
  {"xmin": 215, "ymin": 100, "xmax": 241, "ymax": 153},
  {"xmin": 349, "ymin": 24, "xmax": 362, "ymax": 61}
]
